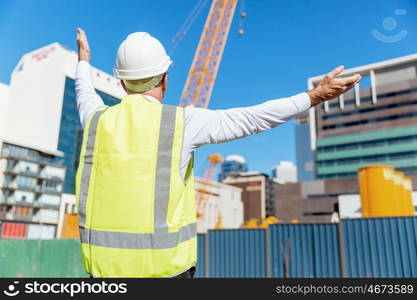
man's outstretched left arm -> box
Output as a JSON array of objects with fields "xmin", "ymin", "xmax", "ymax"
[
  {"xmin": 75, "ymin": 28, "xmax": 105, "ymax": 128},
  {"xmin": 185, "ymin": 65, "xmax": 361, "ymax": 148}
]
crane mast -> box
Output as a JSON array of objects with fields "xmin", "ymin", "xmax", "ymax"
[{"xmin": 179, "ymin": 0, "xmax": 238, "ymax": 108}]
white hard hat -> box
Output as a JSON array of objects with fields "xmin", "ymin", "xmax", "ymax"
[{"xmin": 113, "ymin": 32, "xmax": 172, "ymax": 80}]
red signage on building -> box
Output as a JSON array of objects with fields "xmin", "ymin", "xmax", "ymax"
[{"xmin": 31, "ymin": 46, "xmax": 55, "ymax": 61}]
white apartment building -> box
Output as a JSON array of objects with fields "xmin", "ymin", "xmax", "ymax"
[
  {"xmin": 0, "ymin": 83, "xmax": 10, "ymax": 149},
  {"xmin": 196, "ymin": 178, "xmax": 243, "ymax": 233},
  {"xmin": 0, "ymin": 141, "xmax": 66, "ymax": 238},
  {"xmin": 4, "ymin": 42, "xmax": 125, "ymax": 194},
  {"xmin": 0, "ymin": 43, "xmax": 124, "ymax": 238}
]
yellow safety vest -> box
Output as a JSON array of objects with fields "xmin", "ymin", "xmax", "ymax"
[{"xmin": 75, "ymin": 94, "xmax": 197, "ymax": 278}]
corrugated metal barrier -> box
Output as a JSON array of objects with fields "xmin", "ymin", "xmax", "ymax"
[
  {"xmin": 342, "ymin": 217, "xmax": 417, "ymax": 277},
  {"xmin": 0, "ymin": 217, "xmax": 416, "ymax": 278},
  {"xmin": 195, "ymin": 234, "xmax": 206, "ymax": 277},
  {"xmin": 268, "ymin": 223, "xmax": 340, "ymax": 278},
  {"xmin": 208, "ymin": 229, "xmax": 266, "ymax": 277}
]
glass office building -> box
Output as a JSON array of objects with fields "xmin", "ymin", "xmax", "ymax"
[
  {"xmin": 58, "ymin": 78, "xmax": 119, "ymax": 193},
  {"xmin": 313, "ymin": 61, "xmax": 417, "ymax": 179},
  {"xmin": 218, "ymin": 155, "xmax": 248, "ymax": 182},
  {"xmin": 295, "ymin": 112, "xmax": 315, "ymax": 181}
]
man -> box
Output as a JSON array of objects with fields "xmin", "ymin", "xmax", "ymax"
[{"xmin": 75, "ymin": 28, "xmax": 360, "ymax": 278}]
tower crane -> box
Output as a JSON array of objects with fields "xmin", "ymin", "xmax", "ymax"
[
  {"xmin": 179, "ymin": 0, "xmax": 238, "ymax": 108},
  {"xmin": 173, "ymin": 0, "xmax": 246, "ymax": 227}
]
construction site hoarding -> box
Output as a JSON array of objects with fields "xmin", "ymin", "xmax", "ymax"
[
  {"xmin": 268, "ymin": 223, "xmax": 340, "ymax": 278},
  {"xmin": 207, "ymin": 229, "xmax": 266, "ymax": 277},
  {"xmin": 195, "ymin": 234, "xmax": 206, "ymax": 277},
  {"xmin": 342, "ymin": 217, "xmax": 417, "ymax": 277},
  {"xmin": 0, "ymin": 239, "xmax": 88, "ymax": 277},
  {"xmin": 0, "ymin": 217, "xmax": 416, "ymax": 278}
]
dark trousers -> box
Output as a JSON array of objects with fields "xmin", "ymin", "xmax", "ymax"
[
  {"xmin": 173, "ymin": 266, "xmax": 195, "ymax": 278},
  {"xmin": 90, "ymin": 267, "xmax": 196, "ymax": 278}
]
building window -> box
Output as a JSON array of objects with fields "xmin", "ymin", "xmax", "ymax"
[
  {"xmin": 326, "ymin": 87, "xmax": 417, "ymax": 109},
  {"xmin": 389, "ymin": 151, "xmax": 416, "ymax": 160},
  {"xmin": 335, "ymin": 143, "xmax": 358, "ymax": 151},
  {"xmin": 317, "ymin": 134, "xmax": 417, "ymax": 154},
  {"xmin": 58, "ymin": 77, "xmax": 119, "ymax": 193},
  {"xmin": 17, "ymin": 176, "xmax": 36, "ymax": 188},
  {"xmin": 362, "ymin": 140, "xmax": 385, "ymax": 148},
  {"xmin": 323, "ymin": 111, "xmax": 417, "ymax": 130}
]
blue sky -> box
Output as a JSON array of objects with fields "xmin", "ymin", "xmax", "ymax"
[{"xmin": 1, "ymin": 0, "xmax": 417, "ymax": 177}]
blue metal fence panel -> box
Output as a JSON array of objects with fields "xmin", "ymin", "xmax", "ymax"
[
  {"xmin": 269, "ymin": 223, "xmax": 340, "ymax": 278},
  {"xmin": 195, "ymin": 234, "xmax": 206, "ymax": 277},
  {"xmin": 208, "ymin": 229, "xmax": 266, "ymax": 277},
  {"xmin": 342, "ymin": 217, "xmax": 417, "ymax": 278}
]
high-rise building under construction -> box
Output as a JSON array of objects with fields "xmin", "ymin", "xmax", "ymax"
[
  {"xmin": 308, "ymin": 54, "xmax": 417, "ymax": 179},
  {"xmin": 275, "ymin": 54, "xmax": 417, "ymax": 223}
]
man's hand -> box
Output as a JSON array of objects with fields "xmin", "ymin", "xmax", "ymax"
[
  {"xmin": 77, "ymin": 28, "xmax": 91, "ymax": 62},
  {"xmin": 307, "ymin": 66, "xmax": 361, "ymax": 106}
]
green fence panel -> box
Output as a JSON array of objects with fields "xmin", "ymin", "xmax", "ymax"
[
  {"xmin": 39, "ymin": 239, "xmax": 88, "ymax": 278},
  {"xmin": 0, "ymin": 239, "xmax": 88, "ymax": 278},
  {"xmin": 0, "ymin": 239, "xmax": 41, "ymax": 277}
]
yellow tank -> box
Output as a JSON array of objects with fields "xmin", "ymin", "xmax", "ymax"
[
  {"xmin": 403, "ymin": 176, "xmax": 414, "ymax": 216},
  {"xmin": 393, "ymin": 171, "xmax": 405, "ymax": 216},
  {"xmin": 358, "ymin": 165, "xmax": 396, "ymax": 217}
]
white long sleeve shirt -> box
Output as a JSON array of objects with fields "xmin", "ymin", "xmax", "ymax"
[{"xmin": 75, "ymin": 61, "xmax": 311, "ymax": 179}]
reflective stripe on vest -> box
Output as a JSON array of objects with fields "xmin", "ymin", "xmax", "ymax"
[
  {"xmin": 78, "ymin": 108, "xmax": 107, "ymax": 229},
  {"xmin": 154, "ymin": 105, "xmax": 176, "ymax": 234},
  {"xmin": 79, "ymin": 223, "xmax": 196, "ymax": 249},
  {"xmin": 78, "ymin": 104, "xmax": 196, "ymax": 250}
]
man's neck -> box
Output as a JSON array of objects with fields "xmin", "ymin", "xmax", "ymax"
[
  {"xmin": 141, "ymin": 90, "xmax": 163, "ymax": 103},
  {"xmin": 126, "ymin": 91, "xmax": 163, "ymax": 103},
  {"xmin": 124, "ymin": 81, "xmax": 164, "ymax": 103}
]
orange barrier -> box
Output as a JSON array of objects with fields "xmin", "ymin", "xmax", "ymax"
[{"xmin": 60, "ymin": 213, "xmax": 80, "ymax": 238}]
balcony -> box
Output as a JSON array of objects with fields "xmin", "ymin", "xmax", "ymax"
[
  {"xmin": 1, "ymin": 148, "xmax": 64, "ymax": 167},
  {"xmin": 1, "ymin": 184, "xmax": 62, "ymax": 195},
  {"xmin": 0, "ymin": 215, "xmax": 33, "ymax": 222},
  {"xmin": 38, "ymin": 187, "xmax": 62, "ymax": 195},
  {"xmin": 0, "ymin": 199, "xmax": 60, "ymax": 210},
  {"xmin": 0, "ymin": 214, "xmax": 59, "ymax": 225},
  {"xmin": 19, "ymin": 170, "xmax": 39, "ymax": 176},
  {"xmin": 3, "ymin": 169, "xmax": 64, "ymax": 183}
]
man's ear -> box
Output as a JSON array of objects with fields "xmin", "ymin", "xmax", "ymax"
[
  {"xmin": 120, "ymin": 80, "xmax": 128, "ymax": 93},
  {"xmin": 163, "ymin": 73, "xmax": 168, "ymax": 86},
  {"xmin": 161, "ymin": 73, "xmax": 168, "ymax": 94}
]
